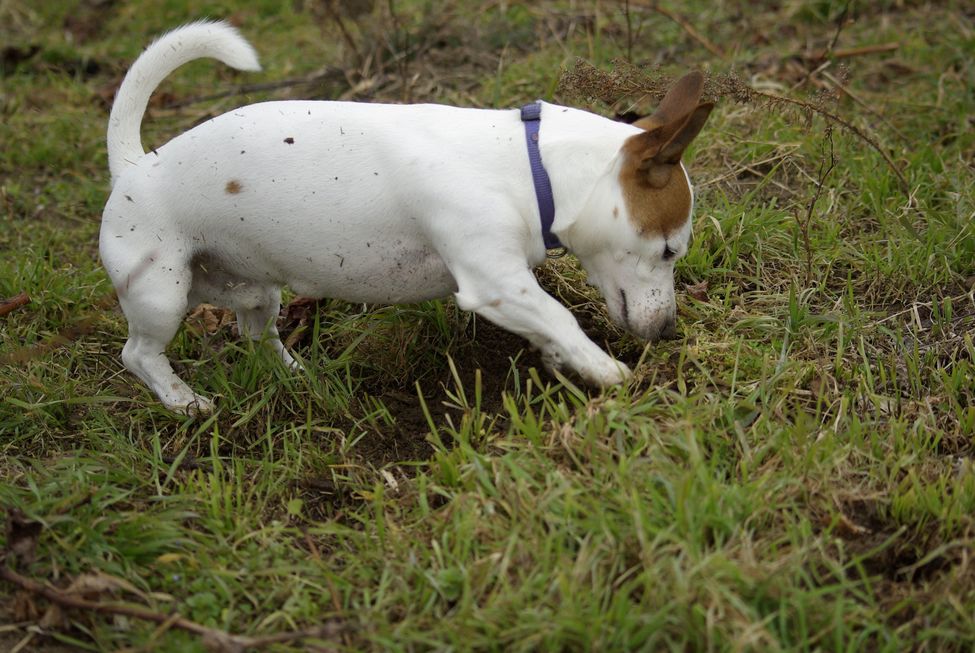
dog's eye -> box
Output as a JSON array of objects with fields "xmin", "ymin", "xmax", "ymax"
[{"xmin": 662, "ymin": 244, "xmax": 676, "ymax": 261}]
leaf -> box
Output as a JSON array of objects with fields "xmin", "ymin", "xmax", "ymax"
[
  {"xmin": 0, "ymin": 291, "xmax": 30, "ymax": 317},
  {"xmin": 185, "ymin": 304, "xmax": 234, "ymax": 335},
  {"xmin": 66, "ymin": 571, "xmax": 150, "ymax": 602},
  {"xmin": 279, "ymin": 296, "xmax": 320, "ymax": 348},
  {"xmin": 156, "ymin": 553, "xmax": 184, "ymax": 565},
  {"xmin": 685, "ymin": 280, "xmax": 710, "ymax": 302},
  {"xmin": 834, "ymin": 512, "xmax": 872, "ymax": 538},
  {"xmin": 40, "ymin": 603, "xmax": 68, "ymax": 629}
]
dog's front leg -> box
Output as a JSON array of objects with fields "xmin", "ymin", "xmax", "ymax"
[{"xmin": 453, "ymin": 263, "xmax": 631, "ymax": 387}]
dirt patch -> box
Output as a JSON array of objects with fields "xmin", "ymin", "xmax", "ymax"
[
  {"xmin": 831, "ymin": 498, "xmax": 953, "ymax": 587},
  {"xmin": 276, "ymin": 288, "xmax": 631, "ymax": 462},
  {"xmin": 355, "ymin": 316, "xmax": 545, "ymax": 456}
]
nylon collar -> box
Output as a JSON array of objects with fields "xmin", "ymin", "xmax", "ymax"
[{"xmin": 520, "ymin": 102, "xmax": 562, "ymax": 250}]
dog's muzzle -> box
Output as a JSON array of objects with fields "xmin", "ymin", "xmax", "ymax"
[
  {"xmin": 618, "ymin": 289, "xmax": 677, "ymax": 342},
  {"xmin": 637, "ymin": 313, "xmax": 678, "ymax": 342}
]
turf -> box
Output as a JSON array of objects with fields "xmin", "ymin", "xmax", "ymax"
[{"xmin": 1, "ymin": 0, "xmax": 973, "ymax": 651}]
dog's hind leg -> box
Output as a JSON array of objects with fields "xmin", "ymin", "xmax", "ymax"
[
  {"xmin": 187, "ymin": 265, "xmax": 296, "ymax": 369},
  {"xmin": 234, "ymin": 286, "xmax": 297, "ymax": 369},
  {"xmin": 112, "ymin": 255, "xmax": 214, "ymax": 415}
]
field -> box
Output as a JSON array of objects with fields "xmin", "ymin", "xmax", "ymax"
[{"xmin": 1, "ymin": 0, "xmax": 974, "ymax": 650}]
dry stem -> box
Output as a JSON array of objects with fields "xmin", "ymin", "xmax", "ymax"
[{"xmin": 0, "ymin": 560, "xmax": 345, "ymax": 653}]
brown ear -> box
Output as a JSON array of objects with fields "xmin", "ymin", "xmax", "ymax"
[
  {"xmin": 624, "ymin": 72, "xmax": 713, "ymax": 188},
  {"xmin": 635, "ymin": 71, "xmax": 706, "ymax": 132},
  {"xmin": 652, "ymin": 102, "xmax": 713, "ymax": 165}
]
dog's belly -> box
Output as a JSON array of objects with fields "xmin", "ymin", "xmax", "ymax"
[
  {"xmin": 181, "ymin": 226, "xmax": 458, "ymax": 304},
  {"xmin": 282, "ymin": 241, "xmax": 458, "ymax": 303}
]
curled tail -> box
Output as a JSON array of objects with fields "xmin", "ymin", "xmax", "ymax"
[{"xmin": 107, "ymin": 20, "xmax": 261, "ymax": 185}]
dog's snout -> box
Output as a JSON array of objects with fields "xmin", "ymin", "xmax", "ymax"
[{"xmin": 630, "ymin": 312, "xmax": 678, "ymax": 342}]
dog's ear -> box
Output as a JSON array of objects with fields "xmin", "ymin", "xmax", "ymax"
[
  {"xmin": 624, "ymin": 72, "xmax": 713, "ymax": 188},
  {"xmin": 634, "ymin": 71, "xmax": 705, "ymax": 131}
]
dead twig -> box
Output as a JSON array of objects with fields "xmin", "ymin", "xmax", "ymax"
[
  {"xmin": 756, "ymin": 87, "xmax": 909, "ymax": 196},
  {"xmin": 799, "ymin": 125, "xmax": 837, "ymax": 285},
  {"xmin": 321, "ymin": 0, "xmax": 364, "ymax": 70},
  {"xmin": 622, "ymin": 0, "xmax": 634, "ymax": 63},
  {"xmin": 633, "ymin": 1, "xmax": 726, "ymax": 60},
  {"xmin": 0, "ymin": 560, "xmax": 346, "ymax": 652},
  {"xmin": 825, "ymin": 0, "xmax": 852, "ymax": 56},
  {"xmin": 0, "ymin": 292, "xmax": 30, "ymax": 318},
  {"xmin": 796, "ymin": 0, "xmax": 850, "ymax": 88},
  {"xmin": 820, "ymin": 69, "xmax": 910, "ymax": 145}
]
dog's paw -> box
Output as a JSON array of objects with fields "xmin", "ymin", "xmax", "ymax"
[
  {"xmin": 183, "ymin": 395, "xmax": 215, "ymax": 417},
  {"xmin": 281, "ymin": 349, "xmax": 301, "ymax": 371},
  {"xmin": 544, "ymin": 347, "xmax": 631, "ymax": 388},
  {"xmin": 585, "ymin": 358, "xmax": 632, "ymax": 388},
  {"xmin": 162, "ymin": 393, "xmax": 214, "ymax": 417}
]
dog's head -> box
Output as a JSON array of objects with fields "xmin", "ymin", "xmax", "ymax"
[{"xmin": 569, "ymin": 72, "xmax": 712, "ymax": 342}]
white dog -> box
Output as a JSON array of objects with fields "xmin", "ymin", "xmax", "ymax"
[{"xmin": 99, "ymin": 21, "xmax": 712, "ymax": 414}]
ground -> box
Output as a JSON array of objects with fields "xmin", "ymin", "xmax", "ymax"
[{"xmin": 1, "ymin": 0, "xmax": 974, "ymax": 651}]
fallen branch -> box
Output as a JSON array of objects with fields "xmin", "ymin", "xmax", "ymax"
[
  {"xmin": 0, "ymin": 561, "xmax": 345, "ymax": 652},
  {"xmin": 0, "ymin": 292, "xmax": 30, "ymax": 318}
]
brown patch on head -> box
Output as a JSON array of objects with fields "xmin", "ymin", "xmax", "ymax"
[
  {"xmin": 225, "ymin": 180, "xmax": 242, "ymax": 194},
  {"xmin": 619, "ymin": 155, "xmax": 691, "ymax": 237},
  {"xmin": 617, "ymin": 71, "xmax": 713, "ymax": 238}
]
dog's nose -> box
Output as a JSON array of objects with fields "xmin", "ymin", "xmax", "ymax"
[{"xmin": 633, "ymin": 317, "xmax": 677, "ymax": 342}]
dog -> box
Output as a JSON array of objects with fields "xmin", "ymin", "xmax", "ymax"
[{"xmin": 99, "ymin": 21, "xmax": 712, "ymax": 414}]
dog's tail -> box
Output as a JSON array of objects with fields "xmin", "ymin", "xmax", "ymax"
[{"xmin": 107, "ymin": 20, "xmax": 261, "ymax": 186}]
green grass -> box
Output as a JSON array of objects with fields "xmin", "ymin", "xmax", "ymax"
[{"xmin": 2, "ymin": 0, "xmax": 974, "ymax": 650}]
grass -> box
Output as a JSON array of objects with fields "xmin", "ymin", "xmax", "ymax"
[{"xmin": 1, "ymin": 0, "xmax": 974, "ymax": 650}]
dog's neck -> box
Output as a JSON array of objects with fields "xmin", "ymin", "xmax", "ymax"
[{"xmin": 536, "ymin": 103, "xmax": 640, "ymax": 250}]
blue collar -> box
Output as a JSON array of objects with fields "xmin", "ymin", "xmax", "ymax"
[{"xmin": 520, "ymin": 102, "xmax": 562, "ymax": 250}]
